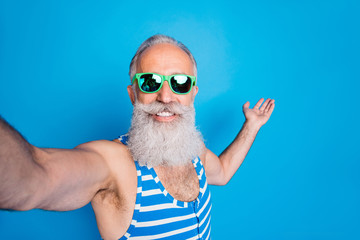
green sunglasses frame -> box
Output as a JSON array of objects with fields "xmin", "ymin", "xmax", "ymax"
[{"xmin": 132, "ymin": 73, "xmax": 197, "ymax": 95}]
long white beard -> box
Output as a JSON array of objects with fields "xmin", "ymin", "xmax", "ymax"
[{"xmin": 127, "ymin": 101, "xmax": 204, "ymax": 167}]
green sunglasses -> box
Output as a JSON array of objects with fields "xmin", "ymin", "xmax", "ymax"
[{"xmin": 132, "ymin": 73, "xmax": 197, "ymax": 95}]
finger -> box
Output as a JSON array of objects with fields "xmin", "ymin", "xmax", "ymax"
[
  {"xmin": 254, "ymin": 98, "xmax": 264, "ymax": 109},
  {"xmin": 265, "ymin": 99, "xmax": 275, "ymax": 112},
  {"xmin": 260, "ymin": 98, "xmax": 271, "ymax": 111},
  {"xmin": 266, "ymin": 102, "xmax": 275, "ymax": 116},
  {"xmin": 243, "ymin": 101, "xmax": 250, "ymax": 110}
]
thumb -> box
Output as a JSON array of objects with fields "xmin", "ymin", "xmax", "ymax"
[{"xmin": 243, "ymin": 101, "xmax": 250, "ymax": 111}]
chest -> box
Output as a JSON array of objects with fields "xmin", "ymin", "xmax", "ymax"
[{"xmin": 154, "ymin": 164, "xmax": 200, "ymax": 202}]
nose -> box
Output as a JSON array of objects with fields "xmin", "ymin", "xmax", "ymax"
[{"xmin": 156, "ymin": 81, "xmax": 175, "ymax": 103}]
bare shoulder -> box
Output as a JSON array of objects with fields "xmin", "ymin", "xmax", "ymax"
[
  {"xmin": 78, "ymin": 139, "xmax": 135, "ymax": 181},
  {"xmin": 75, "ymin": 139, "xmax": 127, "ymax": 153},
  {"xmin": 77, "ymin": 139, "xmax": 137, "ymax": 193},
  {"xmin": 199, "ymin": 143, "xmax": 211, "ymax": 168},
  {"xmin": 76, "ymin": 140, "xmax": 133, "ymax": 166}
]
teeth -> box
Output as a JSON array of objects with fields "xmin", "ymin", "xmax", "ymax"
[{"xmin": 156, "ymin": 111, "xmax": 174, "ymax": 117}]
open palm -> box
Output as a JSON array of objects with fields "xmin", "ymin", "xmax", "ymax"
[{"xmin": 243, "ymin": 98, "xmax": 275, "ymax": 127}]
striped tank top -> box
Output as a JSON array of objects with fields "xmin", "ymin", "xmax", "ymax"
[{"xmin": 118, "ymin": 134, "xmax": 212, "ymax": 240}]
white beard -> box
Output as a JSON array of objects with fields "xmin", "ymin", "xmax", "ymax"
[{"xmin": 127, "ymin": 101, "xmax": 204, "ymax": 167}]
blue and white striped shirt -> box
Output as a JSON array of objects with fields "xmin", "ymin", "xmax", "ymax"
[{"xmin": 118, "ymin": 135, "xmax": 212, "ymax": 240}]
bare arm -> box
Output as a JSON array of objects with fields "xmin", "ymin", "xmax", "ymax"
[
  {"xmin": 0, "ymin": 116, "xmax": 115, "ymax": 211},
  {"xmin": 202, "ymin": 98, "xmax": 275, "ymax": 185}
]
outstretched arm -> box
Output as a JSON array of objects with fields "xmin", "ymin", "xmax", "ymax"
[
  {"xmin": 0, "ymin": 116, "xmax": 119, "ymax": 211},
  {"xmin": 202, "ymin": 98, "xmax": 275, "ymax": 185}
]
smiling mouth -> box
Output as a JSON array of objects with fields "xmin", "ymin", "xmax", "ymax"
[
  {"xmin": 153, "ymin": 111, "xmax": 177, "ymax": 122},
  {"xmin": 156, "ymin": 111, "xmax": 174, "ymax": 117}
]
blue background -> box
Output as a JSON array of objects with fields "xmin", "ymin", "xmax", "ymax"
[{"xmin": 1, "ymin": 0, "xmax": 359, "ymax": 239}]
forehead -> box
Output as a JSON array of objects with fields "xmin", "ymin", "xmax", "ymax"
[{"xmin": 137, "ymin": 43, "xmax": 194, "ymax": 76}]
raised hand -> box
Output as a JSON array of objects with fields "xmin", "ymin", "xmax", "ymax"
[{"xmin": 242, "ymin": 98, "xmax": 275, "ymax": 128}]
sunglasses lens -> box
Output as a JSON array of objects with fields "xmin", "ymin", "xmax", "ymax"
[
  {"xmin": 139, "ymin": 74, "xmax": 162, "ymax": 93},
  {"xmin": 171, "ymin": 75, "xmax": 192, "ymax": 94}
]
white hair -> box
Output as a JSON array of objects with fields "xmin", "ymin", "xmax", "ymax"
[{"xmin": 129, "ymin": 34, "xmax": 197, "ymax": 81}]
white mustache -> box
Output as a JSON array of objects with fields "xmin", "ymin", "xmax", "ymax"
[{"xmin": 135, "ymin": 101, "xmax": 192, "ymax": 116}]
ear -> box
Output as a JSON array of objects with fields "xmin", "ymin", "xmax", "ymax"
[
  {"xmin": 192, "ymin": 86, "xmax": 199, "ymax": 98},
  {"xmin": 127, "ymin": 85, "xmax": 136, "ymax": 105}
]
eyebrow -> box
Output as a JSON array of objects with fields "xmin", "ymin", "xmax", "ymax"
[
  {"xmin": 140, "ymin": 72, "xmax": 193, "ymax": 76},
  {"xmin": 164, "ymin": 72, "xmax": 188, "ymax": 75}
]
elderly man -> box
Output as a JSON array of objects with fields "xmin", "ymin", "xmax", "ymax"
[{"xmin": 0, "ymin": 35, "xmax": 275, "ymax": 240}]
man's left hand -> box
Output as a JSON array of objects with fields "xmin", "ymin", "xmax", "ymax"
[{"xmin": 242, "ymin": 98, "xmax": 275, "ymax": 128}]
